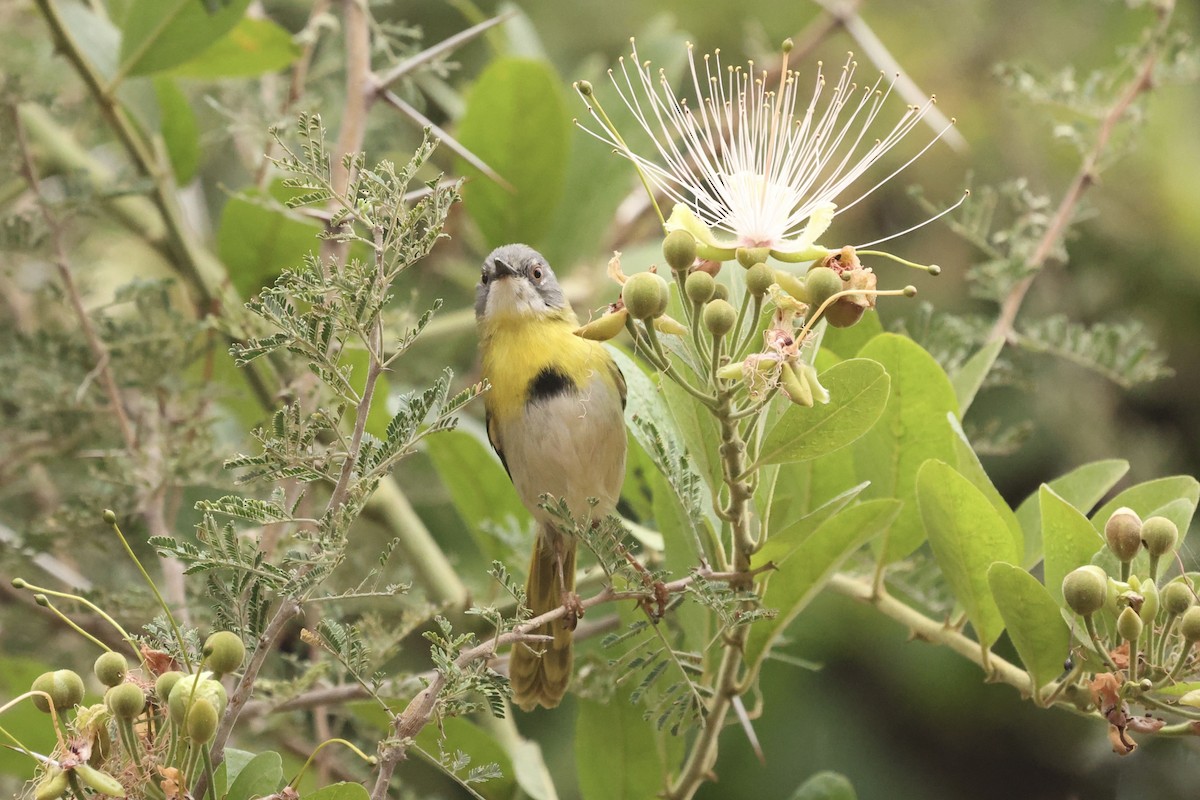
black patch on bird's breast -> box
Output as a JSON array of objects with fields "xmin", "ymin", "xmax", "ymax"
[{"xmin": 527, "ymin": 366, "xmax": 576, "ymax": 404}]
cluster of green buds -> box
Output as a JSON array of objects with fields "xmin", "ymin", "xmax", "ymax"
[
  {"xmin": 11, "ymin": 629, "xmax": 246, "ymax": 799},
  {"xmin": 1058, "ymin": 507, "xmax": 1196, "ymax": 754}
]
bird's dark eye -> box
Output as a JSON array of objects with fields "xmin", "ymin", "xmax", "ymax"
[
  {"xmin": 532, "ymin": 267, "xmax": 544, "ymax": 281},
  {"xmin": 480, "ymin": 270, "xmax": 489, "ymax": 285}
]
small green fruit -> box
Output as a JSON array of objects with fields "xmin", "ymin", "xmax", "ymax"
[
  {"xmin": 155, "ymin": 671, "xmax": 184, "ymax": 704},
  {"xmin": 186, "ymin": 697, "xmax": 219, "ymax": 744},
  {"xmin": 622, "ymin": 272, "xmax": 670, "ymax": 320},
  {"xmin": 712, "ymin": 283, "xmax": 729, "ymax": 301},
  {"xmin": 105, "ymin": 683, "xmax": 145, "ymax": 720},
  {"xmin": 74, "ymin": 764, "xmax": 125, "ymax": 797},
  {"xmin": 736, "ymin": 246, "xmax": 770, "ymax": 269},
  {"xmin": 204, "ymin": 631, "xmax": 246, "ymax": 675},
  {"xmin": 30, "ymin": 670, "xmax": 84, "ymax": 713},
  {"xmin": 1164, "ymin": 581, "xmax": 1194, "ymax": 616},
  {"xmin": 662, "ymin": 230, "xmax": 697, "ymax": 272},
  {"xmin": 1062, "ymin": 566, "xmax": 1107, "ymax": 617},
  {"xmin": 34, "ymin": 767, "xmax": 69, "ymax": 800},
  {"xmin": 168, "ymin": 675, "xmax": 227, "ymax": 726},
  {"xmin": 1117, "ymin": 606, "xmax": 1143, "ymax": 642},
  {"xmin": 684, "ymin": 270, "xmax": 716, "ymax": 304},
  {"xmin": 745, "ymin": 263, "xmax": 774, "ymax": 298},
  {"xmin": 805, "ymin": 266, "xmax": 843, "ymax": 310},
  {"xmin": 1181, "ymin": 605, "xmax": 1200, "ymax": 641},
  {"xmin": 94, "ymin": 651, "xmax": 128, "ymax": 688},
  {"xmin": 1105, "ymin": 507, "xmax": 1142, "ymax": 563},
  {"xmin": 1141, "ymin": 516, "xmax": 1179, "ymax": 558},
  {"xmin": 702, "ymin": 299, "xmax": 737, "ymax": 338}
]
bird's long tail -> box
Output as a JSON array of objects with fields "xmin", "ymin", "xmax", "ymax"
[{"xmin": 510, "ymin": 525, "xmax": 575, "ymax": 711}]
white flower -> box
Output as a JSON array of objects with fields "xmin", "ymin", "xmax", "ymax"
[{"xmin": 578, "ymin": 41, "xmax": 953, "ymax": 262}]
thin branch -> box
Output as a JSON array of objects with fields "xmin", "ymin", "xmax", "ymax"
[{"xmin": 371, "ymin": 12, "xmax": 514, "ymax": 94}]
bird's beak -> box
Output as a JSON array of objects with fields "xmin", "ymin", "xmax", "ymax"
[{"xmin": 492, "ymin": 258, "xmax": 518, "ymax": 280}]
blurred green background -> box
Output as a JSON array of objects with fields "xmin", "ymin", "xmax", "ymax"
[{"xmin": 4, "ymin": 0, "xmax": 1200, "ymax": 797}]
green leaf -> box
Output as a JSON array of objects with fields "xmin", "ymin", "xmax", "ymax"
[
  {"xmin": 119, "ymin": 0, "xmax": 253, "ymax": 77},
  {"xmin": 987, "ymin": 562, "xmax": 1072, "ymax": 692},
  {"xmin": 1014, "ymin": 459, "xmax": 1129, "ymax": 567},
  {"xmin": 951, "ymin": 338, "xmax": 1003, "ymax": 416},
  {"xmin": 457, "ymin": 58, "xmax": 569, "ymax": 249},
  {"xmin": 303, "ymin": 784, "xmax": 371, "ymax": 800},
  {"xmin": 1040, "ymin": 486, "xmax": 1105, "ymax": 607},
  {"xmin": 576, "ymin": 690, "xmax": 662, "ymax": 800},
  {"xmin": 820, "ymin": 309, "xmax": 883, "ymax": 359},
  {"xmin": 413, "ymin": 717, "xmax": 516, "ymax": 800},
  {"xmin": 1091, "ymin": 476, "xmax": 1200, "ymax": 535},
  {"xmin": 214, "ymin": 749, "xmax": 256, "ymax": 798},
  {"xmin": 947, "ymin": 417, "xmax": 1023, "ymax": 564},
  {"xmin": 790, "ymin": 771, "xmax": 858, "ymax": 800},
  {"xmin": 509, "ymin": 737, "xmax": 559, "ymax": 800},
  {"xmin": 756, "ymin": 481, "xmax": 870, "ymax": 569},
  {"xmin": 745, "ymin": 499, "xmax": 900, "ymax": 670},
  {"xmin": 758, "ymin": 359, "xmax": 891, "ymax": 466},
  {"xmin": 169, "ymin": 17, "xmax": 300, "ymax": 78},
  {"xmin": 0, "ymin": 657, "xmax": 58, "ymax": 777},
  {"xmin": 660, "ymin": 358, "xmax": 722, "ymax": 492},
  {"xmin": 425, "ymin": 428, "xmax": 531, "ymax": 568},
  {"xmin": 226, "ymin": 751, "xmax": 283, "ymax": 800},
  {"xmin": 153, "ymin": 77, "xmax": 199, "ymax": 182},
  {"xmin": 851, "ymin": 334, "xmax": 958, "ymax": 562},
  {"xmin": 917, "ymin": 460, "xmax": 1018, "ymax": 649},
  {"xmin": 217, "ymin": 193, "xmax": 320, "ymax": 297}
]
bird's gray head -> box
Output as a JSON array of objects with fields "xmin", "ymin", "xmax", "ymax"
[{"xmin": 475, "ymin": 244, "xmax": 567, "ymax": 321}]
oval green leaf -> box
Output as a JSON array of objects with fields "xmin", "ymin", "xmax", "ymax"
[
  {"xmin": 1091, "ymin": 476, "xmax": 1200, "ymax": 535},
  {"xmin": 170, "ymin": 17, "xmax": 300, "ymax": 78},
  {"xmin": 791, "ymin": 771, "xmax": 858, "ymax": 800},
  {"xmin": 1040, "ymin": 485, "xmax": 1105, "ymax": 607},
  {"xmin": 1015, "ymin": 459, "xmax": 1129, "ymax": 567},
  {"xmin": 576, "ymin": 690, "xmax": 662, "ymax": 800},
  {"xmin": 226, "ymin": 751, "xmax": 282, "ymax": 800},
  {"xmin": 987, "ymin": 561, "xmax": 1072, "ymax": 692},
  {"xmin": 303, "ymin": 784, "xmax": 371, "ymax": 800},
  {"xmin": 758, "ymin": 359, "xmax": 890, "ymax": 466},
  {"xmin": 119, "ymin": 0, "xmax": 253, "ymax": 76}
]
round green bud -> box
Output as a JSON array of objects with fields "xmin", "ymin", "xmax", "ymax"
[
  {"xmin": 805, "ymin": 267, "xmax": 844, "ymax": 311},
  {"xmin": 736, "ymin": 246, "xmax": 770, "ymax": 269},
  {"xmin": 662, "ymin": 230, "xmax": 697, "ymax": 273},
  {"xmin": 702, "ymin": 299, "xmax": 737, "ymax": 338},
  {"xmin": 94, "ymin": 651, "xmax": 128, "ymax": 688},
  {"xmin": 712, "ymin": 283, "xmax": 729, "ymax": 301},
  {"xmin": 155, "ymin": 671, "xmax": 184, "ymax": 704},
  {"xmin": 684, "ymin": 270, "xmax": 716, "ymax": 305},
  {"xmin": 11, "ymin": 578, "xmax": 27, "ymax": 588},
  {"xmin": 102, "ymin": 509, "xmax": 117, "ymax": 524},
  {"xmin": 105, "ymin": 683, "xmax": 145, "ymax": 720},
  {"xmin": 1164, "ymin": 581, "xmax": 1194, "ymax": 616},
  {"xmin": 34, "ymin": 767, "xmax": 69, "ymax": 800},
  {"xmin": 1117, "ymin": 606, "xmax": 1143, "ymax": 642},
  {"xmin": 1062, "ymin": 565, "xmax": 1107, "ymax": 617},
  {"xmin": 168, "ymin": 676, "xmax": 227, "ymax": 726},
  {"xmin": 1141, "ymin": 516, "xmax": 1179, "ymax": 558},
  {"xmin": 203, "ymin": 631, "xmax": 246, "ymax": 675},
  {"xmin": 1105, "ymin": 507, "xmax": 1143, "ymax": 563},
  {"xmin": 622, "ymin": 272, "xmax": 670, "ymax": 320},
  {"xmin": 745, "ymin": 263, "xmax": 774, "ymax": 298},
  {"xmin": 1181, "ymin": 605, "xmax": 1200, "ymax": 641},
  {"xmin": 186, "ymin": 697, "xmax": 219, "ymax": 744},
  {"xmin": 30, "ymin": 670, "xmax": 84, "ymax": 713},
  {"xmin": 824, "ymin": 299, "xmax": 866, "ymax": 329},
  {"xmin": 1139, "ymin": 580, "xmax": 1159, "ymax": 624}
]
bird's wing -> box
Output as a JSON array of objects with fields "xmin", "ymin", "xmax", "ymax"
[
  {"xmin": 485, "ymin": 407, "xmax": 512, "ymax": 479},
  {"xmin": 608, "ymin": 355, "xmax": 627, "ymax": 411}
]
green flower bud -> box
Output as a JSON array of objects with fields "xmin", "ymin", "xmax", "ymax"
[
  {"xmin": 1139, "ymin": 580, "xmax": 1159, "ymax": 624},
  {"xmin": 712, "ymin": 283, "xmax": 729, "ymax": 301},
  {"xmin": 574, "ymin": 308, "xmax": 629, "ymax": 341},
  {"xmin": 93, "ymin": 651, "xmax": 128, "ymax": 688},
  {"xmin": 1105, "ymin": 507, "xmax": 1142, "ymax": 563},
  {"xmin": 1141, "ymin": 516, "xmax": 1179, "ymax": 558},
  {"xmin": 1062, "ymin": 565, "xmax": 1107, "ymax": 617},
  {"xmin": 622, "ymin": 272, "xmax": 670, "ymax": 320},
  {"xmin": 1164, "ymin": 581, "xmax": 1194, "ymax": 616},
  {"xmin": 186, "ymin": 697, "xmax": 219, "ymax": 744},
  {"xmin": 805, "ymin": 266, "xmax": 843, "ymax": 311},
  {"xmin": 31, "ymin": 669, "xmax": 84, "ymax": 713},
  {"xmin": 779, "ymin": 362, "xmax": 813, "ymax": 407},
  {"xmin": 105, "ymin": 683, "xmax": 145, "ymax": 720},
  {"xmin": 155, "ymin": 671, "xmax": 184, "ymax": 704},
  {"xmin": 168, "ymin": 676, "xmax": 227, "ymax": 726},
  {"xmin": 662, "ymin": 230, "xmax": 698, "ymax": 273},
  {"xmin": 684, "ymin": 270, "xmax": 716, "ymax": 305},
  {"xmin": 1117, "ymin": 606, "xmax": 1143, "ymax": 642},
  {"xmin": 745, "ymin": 263, "xmax": 774, "ymax": 298},
  {"xmin": 1181, "ymin": 605, "xmax": 1200, "ymax": 641},
  {"xmin": 74, "ymin": 764, "xmax": 125, "ymax": 798},
  {"xmin": 653, "ymin": 314, "xmax": 688, "ymax": 336},
  {"xmin": 772, "ymin": 269, "xmax": 809, "ymax": 302},
  {"xmin": 702, "ymin": 299, "xmax": 737, "ymax": 338},
  {"xmin": 736, "ymin": 246, "xmax": 770, "ymax": 269},
  {"xmin": 34, "ymin": 767, "xmax": 69, "ymax": 800},
  {"xmin": 203, "ymin": 631, "xmax": 246, "ymax": 675}
]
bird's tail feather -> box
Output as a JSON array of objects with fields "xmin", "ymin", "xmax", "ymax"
[{"xmin": 510, "ymin": 525, "xmax": 574, "ymax": 711}]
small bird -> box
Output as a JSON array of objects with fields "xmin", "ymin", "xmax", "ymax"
[{"xmin": 475, "ymin": 244, "xmax": 627, "ymax": 710}]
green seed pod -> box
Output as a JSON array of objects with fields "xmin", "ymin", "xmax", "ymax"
[
  {"xmin": 745, "ymin": 263, "xmax": 775, "ymax": 298},
  {"xmin": 772, "ymin": 269, "xmax": 809, "ymax": 302},
  {"xmin": 203, "ymin": 631, "xmax": 246, "ymax": 675},
  {"xmin": 702, "ymin": 299, "xmax": 737, "ymax": 338},
  {"xmin": 712, "ymin": 283, "xmax": 730, "ymax": 301},
  {"xmin": 34, "ymin": 767, "xmax": 69, "ymax": 800},
  {"xmin": 186, "ymin": 697, "xmax": 219, "ymax": 744},
  {"xmin": 779, "ymin": 362, "xmax": 814, "ymax": 407},
  {"xmin": 93, "ymin": 651, "xmax": 128, "ymax": 688},
  {"xmin": 1181, "ymin": 605, "xmax": 1200, "ymax": 641},
  {"xmin": 74, "ymin": 764, "xmax": 125, "ymax": 798},
  {"xmin": 30, "ymin": 670, "xmax": 84, "ymax": 714},
  {"xmin": 684, "ymin": 270, "xmax": 716, "ymax": 305},
  {"xmin": 622, "ymin": 272, "xmax": 670, "ymax": 320},
  {"xmin": 1105, "ymin": 507, "xmax": 1143, "ymax": 563},
  {"xmin": 805, "ymin": 266, "xmax": 843, "ymax": 311},
  {"xmin": 574, "ymin": 308, "xmax": 630, "ymax": 341},
  {"xmin": 653, "ymin": 314, "xmax": 688, "ymax": 336},
  {"xmin": 824, "ymin": 299, "xmax": 867, "ymax": 328},
  {"xmin": 1164, "ymin": 581, "xmax": 1194, "ymax": 616},
  {"xmin": 105, "ymin": 683, "xmax": 145, "ymax": 720},
  {"xmin": 1117, "ymin": 606, "xmax": 1143, "ymax": 642},
  {"xmin": 155, "ymin": 671, "xmax": 184, "ymax": 704},
  {"xmin": 662, "ymin": 230, "xmax": 697, "ymax": 273},
  {"xmin": 736, "ymin": 246, "xmax": 770, "ymax": 269},
  {"xmin": 168, "ymin": 676, "xmax": 227, "ymax": 726},
  {"xmin": 1062, "ymin": 565, "xmax": 1107, "ymax": 617},
  {"xmin": 1141, "ymin": 516, "xmax": 1179, "ymax": 558},
  {"xmin": 1139, "ymin": 580, "xmax": 1159, "ymax": 625}
]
